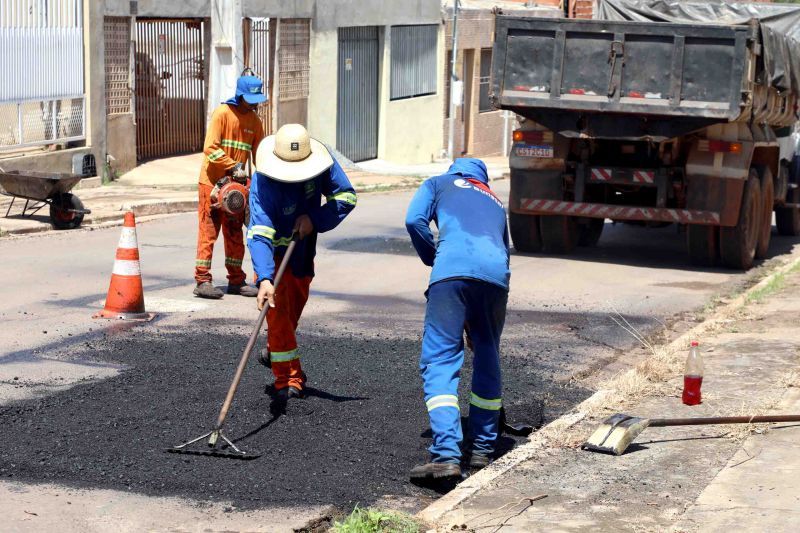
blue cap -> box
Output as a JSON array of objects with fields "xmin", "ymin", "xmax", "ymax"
[{"xmin": 228, "ymin": 75, "xmax": 267, "ymax": 105}]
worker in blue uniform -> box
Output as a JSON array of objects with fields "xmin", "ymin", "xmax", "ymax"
[
  {"xmin": 405, "ymin": 158, "xmax": 511, "ymax": 483},
  {"xmin": 249, "ymin": 124, "xmax": 356, "ymax": 402}
]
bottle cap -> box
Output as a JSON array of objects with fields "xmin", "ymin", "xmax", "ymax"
[{"xmin": 691, "ymin": 341, "xmax": 699, "ymax": 347}]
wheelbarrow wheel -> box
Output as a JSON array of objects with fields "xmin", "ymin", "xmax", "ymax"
[{"xmin": 50, "ymin": 193, "xmax": 85, "ymax": 230}]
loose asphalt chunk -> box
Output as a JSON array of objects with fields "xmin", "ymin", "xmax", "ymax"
[{"xmin": 0, "ymin": 327, "xmax": 591, "ymax": 510}]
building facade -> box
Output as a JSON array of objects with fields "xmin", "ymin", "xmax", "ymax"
[
  {"xmin": 1, "ymin": 0, "xmax": 443, "ymax": 179},
  {"xmin": 442, "ymin": 1, "xmax": 561, "ymax": 158}
]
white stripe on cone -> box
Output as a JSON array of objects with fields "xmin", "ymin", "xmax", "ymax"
[
  {"xmin": 117, "ymin": 227, "xmax": 138, "ymax": 249},
  {"xmin": 113, "ymin": 259, "xmax": 142, "ymax": 276}
]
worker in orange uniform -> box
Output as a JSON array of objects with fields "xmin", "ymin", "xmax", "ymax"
[
  {"xmin": 194, "ymin": 75, "xmax": 266, "ymax": 299},
  {"xmin": 249, "ymin": 124, "xmax": 356, "ymax": 402}
]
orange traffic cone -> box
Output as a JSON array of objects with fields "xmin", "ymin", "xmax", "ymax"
[{"xmin": 93, "ymin": 212, "xmax": 156, "ymax": 321}]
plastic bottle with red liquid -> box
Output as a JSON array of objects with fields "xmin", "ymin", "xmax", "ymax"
[{"xmin": 682, "ymin": 341, "xmax": 704, "ymax": 405}]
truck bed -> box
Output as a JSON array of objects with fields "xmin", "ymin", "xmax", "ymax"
[{"xmin": 493, "ymin": 16, "xmax": 752, "ymax": 124}]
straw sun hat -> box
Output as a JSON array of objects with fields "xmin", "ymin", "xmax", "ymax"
[{"xmin": 255, "ymin": 124, "xmax": 334, "ymax": 183}]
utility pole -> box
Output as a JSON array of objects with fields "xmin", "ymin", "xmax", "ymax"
[{"xmin": 446, "ymin": 0, "xmax": 460, "ymax": 161}]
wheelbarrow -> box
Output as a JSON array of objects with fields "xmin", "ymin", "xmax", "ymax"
[{"xmin": 0, "ymin": 170, "xmax": 91, "ymax": 229}]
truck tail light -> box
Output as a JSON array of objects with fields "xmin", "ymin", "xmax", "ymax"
[
  {"xmin": 628, "ymin": 91, "xmax": 645, "ymax": 98},
  {"xmin": 698, "ymin": 140, "xmax": 742, "ymax": 154},
  {"xmin": 568, "ymin": 88, "xmax": 586, "ymax": 95},
  {"xmin": 513, "ymin": 130, "xmax": 554, "ymax": 144}
]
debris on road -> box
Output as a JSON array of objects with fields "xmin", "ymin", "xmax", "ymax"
[{"xmin": 0, "ymin": 326, "xmax": 580, "ymax": 510}]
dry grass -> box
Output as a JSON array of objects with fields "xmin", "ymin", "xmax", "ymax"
[
  {"xmin": 541, "ymin": 261, "xmax": 800, "ymax": 449},
  {"xmin": 720, "ymin": 397, "xmax": 783, "ymax": 444},
  {"xmin": 777, "ymin": 369, "xmax": 800, "ymax": 388},
  {"xmin": 580, "ymin": 310, "xmax": 683, "ymax": 416}
]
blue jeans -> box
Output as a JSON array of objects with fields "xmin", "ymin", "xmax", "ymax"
[{"xmin": 420, "ymin": 278, "xmax": 507, "ymax": 463}]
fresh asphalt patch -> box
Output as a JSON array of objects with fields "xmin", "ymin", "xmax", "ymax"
[{"xmin": 0, "ymin": 325, "xmax": 591, "ymax": 510}]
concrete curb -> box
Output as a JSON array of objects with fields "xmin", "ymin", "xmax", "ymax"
[
  {"xmin": 120, "ymin": 199, "xmax": 198, "ymax": 217},
  {"xmin": 1, "ymin": 180, "xmax": 423, "ymax": 237},
  {"xmin": 417, "ymin": 250, "xmax": 800, "ymax": 525}
]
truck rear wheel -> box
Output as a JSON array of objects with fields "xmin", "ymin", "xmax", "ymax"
[
  {"xmin": 720, "ymin": 172, "xmax": 761, "ymax": 270},
  {"xmin": 509, "ymin": 212, "xmax": 542, "ymax": 253},
  {"xmin": 540, "ymin": 215, "xmax": 578, "ymax": 254},
  {"xmin": 577, "ymin": 218, "xmax": 604, "ymax": 247},
  {"xmin": 775, "ymin": 189, "xmax": 800, "ymax": 236},
  {"xmin": 687, "ymin": 225, "xmax": 719, "ymax": 267},
  {"xmin": 755, "ymin": 165, "xmax": 774, "ymax": 259}
]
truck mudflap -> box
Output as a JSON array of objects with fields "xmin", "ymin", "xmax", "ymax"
[{"xmin": 513, "ymin": 199, "xmax": 722, "ymax": 226}]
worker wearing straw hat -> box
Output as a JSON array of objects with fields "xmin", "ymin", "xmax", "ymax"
[{"xmin": 248, "ymin": 124, "xmax": 357, "ymax": 402}]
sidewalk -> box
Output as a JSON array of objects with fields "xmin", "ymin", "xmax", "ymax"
[
  {"xmin": 1, "ymin": 152, "xmax": 504, "ymax": 236},
  {"xmin": 424, "ymin": 257, "xmax": 800, "ymax": 532}
]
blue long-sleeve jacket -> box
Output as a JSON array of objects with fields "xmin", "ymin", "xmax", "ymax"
[
  {"xmin": 405, "ymin": 158, "xmax": 510, "ymax": 290},
  {"xmin": 247, "ymin": 159, "xmax": 356, "ymax": 284}
]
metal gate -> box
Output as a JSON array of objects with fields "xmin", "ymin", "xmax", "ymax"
[
  {"xmin": 0, "ymin": 0, "xmax": 85, "ymax": 150},
  {"xmin": 243, "ymin": 17, "xmax": 272, "ymax": 135},
  {"xmin": 134, "ymin": 19, "xmax": 206, "ymax": 161},
  {"xmin": 337, "ymin": 27, "xmax": 379, "ymax": 162}
]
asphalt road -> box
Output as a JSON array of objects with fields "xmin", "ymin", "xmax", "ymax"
[{"xmin": 1, "ymin": 180, "xmax": 797, "ymax": 529}]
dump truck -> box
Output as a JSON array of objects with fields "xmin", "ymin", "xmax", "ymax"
[{"xmin": 493, "ymin": 0, "xmax": 800, "ymax": 269}]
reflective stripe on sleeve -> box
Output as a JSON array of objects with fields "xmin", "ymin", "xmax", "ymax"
[
  {"xmin": 426, "ymin": 394, "xmax": 460, "ymax": 412},
  {"xmin": 220, "ymin": 139, "xmax": 253, "ymax": 151},
  {"xmin": 272, "ymin": 236, "xmax": 293, "ymax": 247},
  {"xmin": 247, "ymin": 225, "xmax": 276, "ymax": 241},
  {"xmin": 326, "ymin": 191, "xmax": 357, "ymax": 206},
  {"xmin": 207, "ymin": 149, "xmax": 226, "ymax": 162},
  {"xmin": 270, "ymin": 349, "xmax": 300, "ymax": 363},
  {"xmin": 469, "ymin": 393, "xmax": 502, "ymax": 411}
]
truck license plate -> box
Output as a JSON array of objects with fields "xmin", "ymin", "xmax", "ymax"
[{"xmin": 514, "ymin": 144, "xmax": 553, "ymax": 158}]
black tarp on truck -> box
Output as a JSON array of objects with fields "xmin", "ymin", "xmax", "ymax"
[
  {"xmin": 492, "ymin": 2, "xmax": 800, "ymax": 270},
  {"xmin": 597, "ymin": 0, "xmax": 800, "ymax": 94}
]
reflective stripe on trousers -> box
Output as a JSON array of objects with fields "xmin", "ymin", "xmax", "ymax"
[
  {"xmin": 267, "ymin": 262, "xmax": 312, "ymax": 391},
  {"xmin": 195, "ymin": 183, "xmax": 246, "ymax": 285},
  {"xmin": 420, "ymin": 279, "xmax": 507, "ymax": 463}
]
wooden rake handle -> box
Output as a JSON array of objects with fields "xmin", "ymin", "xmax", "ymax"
[
  {"xmin": 214, "ymin": 236, "xmax": 299, "ymax": 431},
  {"xmin": 651, "ymin": 415, "xmax": 800, "ymax": 427}
]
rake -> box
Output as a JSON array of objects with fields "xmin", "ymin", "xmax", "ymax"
[
  {"xmin": 168, "ymin": 237, "xmax": 298, "ymax": 459},
  {"xmin": 582, "ymin": 412, "xmax": 800, "ymax": 456}
]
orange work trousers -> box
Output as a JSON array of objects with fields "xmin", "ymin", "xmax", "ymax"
[
  {"xmin": 195, "ymin": 183, "xmax": 247, "ymax": 285},
  {"xmin": 266, "ymin": 262, "xmax": 312, "ymax": 391}
]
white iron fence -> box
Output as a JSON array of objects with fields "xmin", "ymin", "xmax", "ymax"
[{"xmin": 0, "ymin": 0, "xmax": 85, "ymax": 150}]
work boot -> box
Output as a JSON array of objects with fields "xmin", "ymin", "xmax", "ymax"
[
  {"xmin": 468, "ymin": 453, "xmax": 491, "ymax": 471},
  {"xmin": 193, "ymin": 282, "xmax": 223, "ymax": 299},
  {"xmin": 277, "ymin": 386, "xmax": 303, "ymax": 402},
  {"xmin": 409, "ymin": 462, "xmax": 461, "ymax": 482},
  {"xmin": 227, "ymin": 283, "xmax": 258, "ymax": 297}
]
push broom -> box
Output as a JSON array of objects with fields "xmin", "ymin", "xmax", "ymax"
[
  {"xmin": 583, "ymin": 412, "xmax": 800, "ymax": 456},
  {"xmin": 169, "ymin": 236, "xmax": 298, "ymax": 459}
]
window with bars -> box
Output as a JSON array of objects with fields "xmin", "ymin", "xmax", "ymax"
[
  {"xmin": 391, "ymin": 25, "xmax": 437, "ymax": 101},
  {"xmin": 479, "ymin": 48, "xmax": 493, "ymax": 113},
  {"xmin": 278, "ymin": 19, "xmax": 310, "ymax": 102},
  {"xmin": 104, "ymin": 17, "xmax": 132, "ymax": 115}
]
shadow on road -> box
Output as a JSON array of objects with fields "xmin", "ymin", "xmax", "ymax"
[{"xmin": 514, "ymin": 223, "xmax": 800, "ymax": 273}]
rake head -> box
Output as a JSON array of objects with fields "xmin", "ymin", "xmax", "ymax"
[
  {"xmin": 167, "ymin": 429, "xmax": 261, "ymax": 460},
  {"xmin": 581, "ymin": 414, "xmax": 651, "ymax": 456}
]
